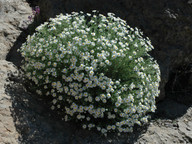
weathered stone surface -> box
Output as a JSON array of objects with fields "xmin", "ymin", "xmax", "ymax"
[
  {"xmin": 0, "ymin": 60, "xmax": 19, "ymax": 144},
  {"xmin": 135, "ymin": 124, "xmax": 186, "ymax": 144},
  {"xmin": 178, "ymin": 108, "xmax": 192, "ymax": 142},
  {"xmin": 0, "ymin": 1, "xmax": 32, "ymax": 143},
  {"xmin": 0, "ymin": 0, "xmax": 32, "ymax": 60}
]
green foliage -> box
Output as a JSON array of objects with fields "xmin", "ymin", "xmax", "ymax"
[{"xmin": 19, "ymin": 11, "xmax": 161, "ymax": 135}]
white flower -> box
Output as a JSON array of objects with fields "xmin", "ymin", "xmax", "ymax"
[
  {"xmin": 58, "ymin": 96, "xmax": 63, "ymax": 100},
  {"xmin": 95, "ymin": 97, "xmax": 100, "ymax": 102},
  {"xmin": 51, "ymin": 106, "xmax": 55, "ymax": 110},
  {"xmin": 82, "ymin": 124, "xmax": 87, "ymax": 129},
  {"xmin": 52, "ymin": 99, "xmax": 57, "ymax": 104}
]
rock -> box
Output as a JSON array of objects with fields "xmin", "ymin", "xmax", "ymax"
[
  {"xmin": 0, "ymin": 60, "xmax": 18, "ymax": 94},
  {"xmin": 0, "ymin": 0, "xmax": 32, "ymax": 143},
  {"xmin": 0, "ymin": 0, "xmax": 32, "ymax": 60},
  {"xmin": 0, "ymin": 60, "xmax": 19, "ymax": 144},
  {"xmin": 135, "ymin": 124, "xmax": 186, "ymax": 144},
  {"xmin": 178, "ymin": 108, "xmax": 192, "ymax": 141},
  {"xmin": 37, "ymin": 0, "xmax": 192, "ymax": 101}
]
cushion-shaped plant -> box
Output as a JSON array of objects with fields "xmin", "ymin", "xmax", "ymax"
[{"xmin": 19, "ymin": 11, "xmax": 161, "ymax": 135}]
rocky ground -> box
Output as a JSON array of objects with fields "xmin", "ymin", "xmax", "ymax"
[{"xmin": 0, "ymin": 0, "xmax": 192, "ymax": 143}]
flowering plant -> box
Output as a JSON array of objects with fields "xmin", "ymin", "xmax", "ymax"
[
  {"xmin": 19, "ymin": 11, "xmax": 161, "ymax": 135},
  {"xmin": 21, "ymin": 6, "xmax": 40, "ymax": 30}
]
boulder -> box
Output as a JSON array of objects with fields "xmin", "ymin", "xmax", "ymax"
[
  {"xmin": 0, "ymin": 0, "xmax": 32, "ymax": 60},
  {"xmin": 178, "ymin": 107, "xmax": 192, "ymax": 142}
]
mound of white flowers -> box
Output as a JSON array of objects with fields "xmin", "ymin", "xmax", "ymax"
[{"xmin": 19, "ymin": 11, "xmax": 161, "ymax": 135}]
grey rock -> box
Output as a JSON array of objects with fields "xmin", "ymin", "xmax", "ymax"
[
  {"xmin": 178, "ymin": 108, "xmax": 192, "ymax": 142},
  {"xmin": 0, "ymin": 0, "xmax": 32, "ymax": 60},
  {"xmin": 135, "ymin": 124, "xmax": 186, "ymax": 144},
  {"xmin": 0, "ymin": 60, "xmax": 19, "ymax": 144}
]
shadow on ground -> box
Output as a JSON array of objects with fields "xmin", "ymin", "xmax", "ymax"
[
  {"xmin": 5, "ymin": 73, "xmax": 149, "ymax": 143},
  {"xmin": 5, "ymin": 75, "xmax": 77, "ymax": 143}
]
